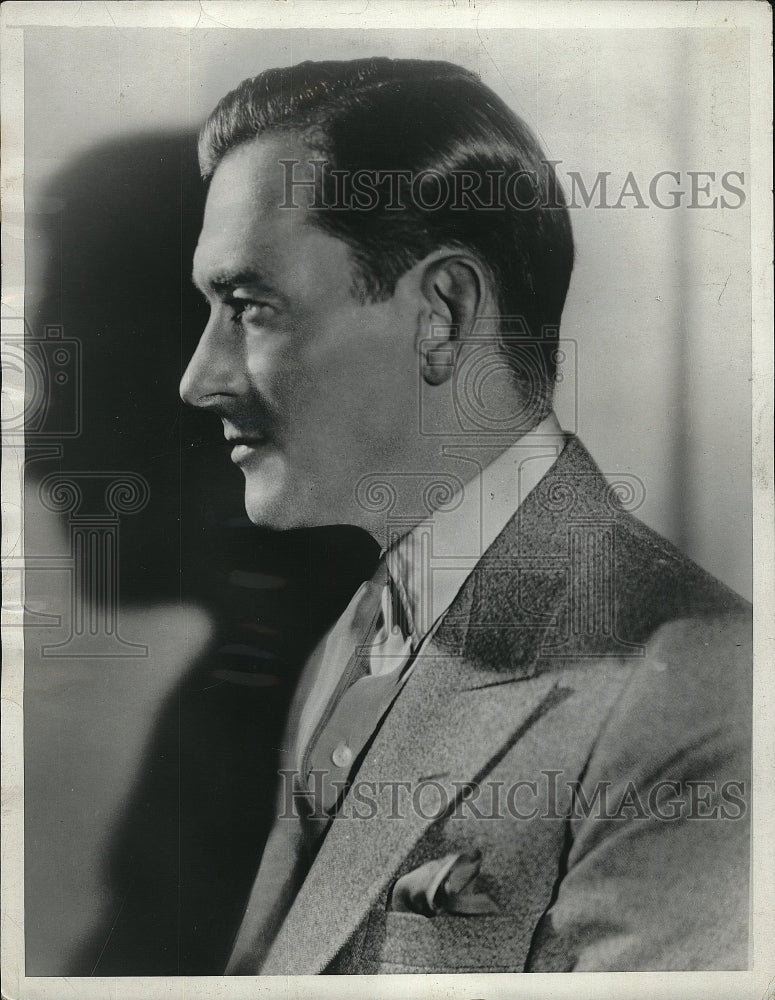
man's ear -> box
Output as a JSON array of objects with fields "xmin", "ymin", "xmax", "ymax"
[{"xmin": 418, "ymin": 254, "xmax": 486, "ymax": 386}]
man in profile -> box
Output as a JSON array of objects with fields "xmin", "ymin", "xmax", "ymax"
[{"xmin": 180, "ymin": 57, "xmax": 751, "ymax": 974}]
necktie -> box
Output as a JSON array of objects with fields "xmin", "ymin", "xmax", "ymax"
[
  {"xmin": 291, "ymin": 572, "xmax": 385, "ymax": 775},
  {"xmin": 294, "ymin": 566, "xmax": 414, "ymax": 857}
]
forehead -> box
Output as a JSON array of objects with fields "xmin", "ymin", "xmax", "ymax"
[{"xmin": 193, "ymin": 132, "xmax": 321, "ymax": 284}]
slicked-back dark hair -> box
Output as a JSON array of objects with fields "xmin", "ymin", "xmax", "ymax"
[{"xmin": 199, "ymin": 58, "xmax": 574, "ymax": 405}]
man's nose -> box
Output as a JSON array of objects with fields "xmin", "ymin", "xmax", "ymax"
[{"xmin": 179, "ymin": 315, "xmax": 244, "ymax": 409}]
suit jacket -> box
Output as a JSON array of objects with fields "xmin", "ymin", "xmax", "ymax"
[{"xmin": 230, "ymin": 433, "xmax": 752, "ymax": 974}]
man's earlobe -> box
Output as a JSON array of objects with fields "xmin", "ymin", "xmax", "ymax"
[{"xmin": 421, "ymin": 332, "xmax": 459, "ymax": 386}]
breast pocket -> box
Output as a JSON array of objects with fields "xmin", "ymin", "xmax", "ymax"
[{"xmin": 376, "ymin": 911, "xmax": 525, "ymax": 973}]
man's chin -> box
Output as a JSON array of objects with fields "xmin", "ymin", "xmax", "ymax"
[
  {"xmin": 242, "ymin": 483, "xmax": 357, "ymax": 533},
  {"xmin": 243, "ymin": 483, "xmax": 315, "ymax": 532},
  {"xmin": 243, "ymin": 497, "xmax": 297, "ymax": 531},
  {"xmin": 241, "ymin": 463, "xmax": 299, "ymax": 530}
]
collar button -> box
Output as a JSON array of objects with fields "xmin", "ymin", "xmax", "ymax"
[{"xmin": 331, "ymin": 742, "xmax": 353, "ymax": 768}]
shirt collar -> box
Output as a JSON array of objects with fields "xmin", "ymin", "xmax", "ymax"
[{"xmin": 383, "ymin": 411, "xmax": 566, "ymax": 647}]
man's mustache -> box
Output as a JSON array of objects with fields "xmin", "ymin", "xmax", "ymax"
[{"xmin": 219, "ymin": 398, "xmax": 281, "ymax": 444}]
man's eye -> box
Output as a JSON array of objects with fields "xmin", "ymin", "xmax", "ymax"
[{"xmin": 231, "ymin": 300, "xmax": 273, "ymax": 325}]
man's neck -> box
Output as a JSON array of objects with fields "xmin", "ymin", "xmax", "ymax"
[
  {"xmin": 365, "ymin": 408, "xmax": 561, "ymax": 551},
  {"xmin": 380, "ymin": 411, "xmax": 566, "ymax": 639}
]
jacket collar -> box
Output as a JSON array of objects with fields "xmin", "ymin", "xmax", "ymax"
[
  {"xmin": 433, "ymin": 431, "xmax": 618, "ymax": 686},
  {"xmin": 384, "ymin": 411, "xmax": 566, "ymax": 646}
]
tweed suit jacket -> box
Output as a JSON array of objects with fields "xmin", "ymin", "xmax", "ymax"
[{"xmin": 231, "ymin": 433, "xmax": 752, "ymax": 975}]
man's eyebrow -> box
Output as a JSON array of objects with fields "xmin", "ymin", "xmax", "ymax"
[{"xmin": 191, "ymin": 268, "xmax": 273, "ymax": 294}]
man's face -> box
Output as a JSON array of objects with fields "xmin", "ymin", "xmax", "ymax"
[{"xmin": 182, "ymin": 133, "xmax": 422, "ymax": 533}]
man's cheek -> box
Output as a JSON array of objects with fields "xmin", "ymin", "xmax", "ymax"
[{"xmin": 252, "ymin": 341, "xmax": 298, "ymax": 411}]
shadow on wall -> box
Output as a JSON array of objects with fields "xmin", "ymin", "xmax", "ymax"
[{"xmin": 24, "ymin": 131, "xmax": 379, "ymax": 975}]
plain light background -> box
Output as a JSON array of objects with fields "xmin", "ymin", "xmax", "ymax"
[{"xmin": 20, "ymin": 22, "xmax": 753, "ymax": 974}]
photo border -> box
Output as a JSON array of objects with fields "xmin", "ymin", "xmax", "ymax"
[{"xmin": 2, "ymin": 3, "xmax": 772, "ymax": 998}]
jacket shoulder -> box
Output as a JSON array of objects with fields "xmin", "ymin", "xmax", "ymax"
[
  {"xmin": 610, "ymin": 505, "xmax": 749, "ymax": 642},
  {"xmin": 528, "ymin": 434, "xmax": 750, "ymax": 644}
]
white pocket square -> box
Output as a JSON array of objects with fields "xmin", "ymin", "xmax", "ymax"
[{"xmin": 389, "ymin": 849, "xmax": 499, "ymax": 916}]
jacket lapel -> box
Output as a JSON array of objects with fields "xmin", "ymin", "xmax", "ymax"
[
  {"xmin": 260, "ymin": 435, "xmax": 612, "ymax": 974},
  {"xmin": 260, "ymin": 646, "xmax": 572, "ymax": 974}
]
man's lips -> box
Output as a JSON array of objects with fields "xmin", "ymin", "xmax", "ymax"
[{"xmin": 226, "ymin": 436, "xmax": 269, "ymax": 464}]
